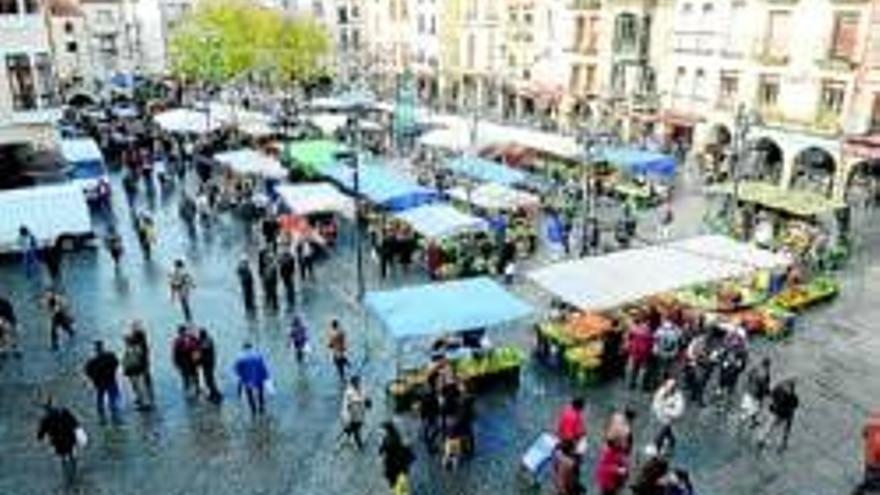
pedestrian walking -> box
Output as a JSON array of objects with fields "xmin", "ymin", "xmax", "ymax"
[
  {"xmin": 682, "ymin": 332, "xmax": 709, "ymax": 407},
  {"xmin": 716, "ymin": 339, "xmax": 748, "ymax": 408},
  {"xmin": 652, "ymin": 378, "xmax": 685, "ymax": 456},
  {"xmin": 179, "ymin": 193, "xmax": 197, "ymax": 237},
  {"xmin": 604, "ymin": 407, "xmax": 636, "ymax": 456},
  {"xmin": 197, "ymin": 328, "xmax": 222, "ymax": 403},
  {"xmin": 19, "ymin": 226, "xmax": 40, "ymax": 277},
  {"xmin": 288, "ymin": 314, "xmax": 309, "ymax": 363},
  {"xmin": 652, "ymin": 318, "xmax": 682, "ymax": 383},
  {"xmin": 297, "ymin": 238, "xmax": 315, "ymax": 281},
  {"xmin": 0, "ymin": 295, "xmax": 21, "ymax": 358},
  {"xmin": 625, "ymin": 318, "xmax": 653, "ymax": 390},
  {"xmin": 122, "ymin": 333, "xmax": 151, "ymax": 410},
  {"xmin": 106, "ymin": 229, "xmax": 124, "ymax": 270},
  {"xmin": 259, "ymin": 249, "xmax": 279, "ymax": 311},
  {"xmin": 233, "ymin": 342, "xmax": 271, "ymax": 417},
  {"xmin": 236, "ymin": 257, "xmax": 256, "ymax": 313},
  {"xmin": 594, "ymin": 439, "xmax": 629, "ymax": 495},
  {"xmin": 43, "ymin": 237, "xmax": 64, "ymax": 283},
  {"xmin": 44, "ymin": 289, "xmax": 75, "ymax": 350},
  {"xmin": 135, "ymin": 212, "xmax": 156, "ymax": 260},
  {"xmin": 83, "ymin": 340, "xmax": 121, "ymax": 423},
  {"xmin": 327, "ymin": 319, "xmax": 349, "ymax": 381},
  {"xmin": 630, "ymin": 446, "xmax": 669, "ymax": 495},
  {"xmin": 122, "ymin": 171, "xmax": 138, "ymax": 209},
  {"xmin": 379, "ymin": 421, "xmax": 415, "ymax": 494},
  {"xmin": 279, "ymin": 248, "xmax": 297, "ymax": 308},
  {"xmin": 757, "ymin": 379, "xmax": 799, "ymax": 452},
  {"xmin": 128, "ymin": 320, "xmax": 154, "ymax": 406},
  {"xmin": 556, "ymin": 397, "xmax": 588, "ymax": 451},
  {"xmin": 739, "ymin": 358, "xmax": 771, "ymax": 429},
  {"xmin": 172, "ymin": 325, "xmax": 200, "ymax": 397},
  {"xmin": 37, "ymin": 397, "xmax": 83, "ymax": 482},
  {"xmin": 339, "ymin": 375, "xmax": 370, "ymax": 450},
  {"xmin": 168, "ymin": 259, "xmax": 195, "ymax": 321},
  {"xmin": 657, "ymin": 203, "xmax": 674, "ymax": 241}
]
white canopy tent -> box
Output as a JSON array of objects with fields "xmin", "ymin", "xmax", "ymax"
[
  {"xmin": 213, "ymin": 148, "xmax": 287, "ymax": 179},
  {"xmin": 154, "ymin": 108, "xmax": 222, "ymax": 134},
  {"xmin": 447, "ymin": 183, "xmax": 541, "ymax": 210},
  {"xmin": 276, "ymin": 183, "xmax": 355, "ymax": 219},
  {"xmin": 394, "ymin": 203, "xmax": 487, "ymax": 240},
  {"xmin": 528, "ymin": 235, "xmax": 792, "ymax": 311}
]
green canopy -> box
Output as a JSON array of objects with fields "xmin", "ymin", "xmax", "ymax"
[
  {"xmin": 282, "ymin": 140, "xmax": 348, "ymax": 176},
  {"xmin": 706, "ymin": 181, "xmax": 845, "ymax": 217}
]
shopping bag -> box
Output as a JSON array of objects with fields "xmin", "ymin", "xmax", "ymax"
[
  {"xmin": 75, "ymin": 427, "xmax": 88, "ymax": 449},
  {"xmin": 264, "ymin": 379, "xmax": 277, "ymax": 396}
]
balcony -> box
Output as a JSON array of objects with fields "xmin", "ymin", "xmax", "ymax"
[
  {"xmin": 754, "ymin": 50, "xmax": 789, "ymax": 66},
  {"xmin": 816, "ymin": 57, "xmax": 857, "ymax": 73},
  {"xmin": 568, "ymin": 0, "xmax": 601, "ymax": 9}
]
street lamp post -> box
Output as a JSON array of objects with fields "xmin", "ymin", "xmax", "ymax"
[
  {"xmin": 337, "ymin": 112, "xmax": 365, "ymax": 301},
  {"xmin": 731, "ymin": 103, "xmax": 758, "ymax": 238}
]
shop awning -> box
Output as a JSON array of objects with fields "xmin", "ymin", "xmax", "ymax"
[
  {"xmin": 395, "ymin": 203, "xmax": 487, "ymax": 240},
  {"xmin": 320, "ymin": 158, "xmax": 438, "ymax": 211},
  {"xmin": 444, "ymin": 156, "xmax": 528, "ymax": 185},
  {"xmin": 154, "ymin": 108, "xmax": 222, "ymax": 134},
  {"xmin": 213, "ymin": 148, "xmax": 287, "ymax": 179},
  {"xmin": 598, "ymin": 147, "xmax": 677, "ymax": 178},
  {"xmin": 282, "ymin": 139, "xmax": 348, "ymax": 175},
  {"xmin": 706, "ymin": 181, "xmax": 845, "ymax": 217},
  {"xmin": 365, "ymin": 277, "xmax": 535, "ymax": 340},
  {"xmin": 276, "ymin": 182, "xmax": 355, "ymax": 219},
  {"xmin": 528, "ymin": 235, "xmax": 791, "ymax": 311},
  {"xmin": 447, "ymin": 183, "xmax": 540, "ymax": 210}
]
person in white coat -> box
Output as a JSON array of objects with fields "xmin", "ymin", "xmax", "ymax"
[{"xmin": 652, "ymin": 378, "xmax": 685, "ymax": 456}]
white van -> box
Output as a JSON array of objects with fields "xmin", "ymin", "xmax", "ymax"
[
  {"xmin": 0, "ymin": 184, "xmax": 94, "ymax": 253},
  {"xmin": 59, "ymin": 138, "xmax": 110, "ymax": 201}
]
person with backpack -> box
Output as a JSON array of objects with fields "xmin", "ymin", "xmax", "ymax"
[
  {"xmin": 758, "ymin": 379, "xmax": 799, "ymax": 452},
  {"xmin": 652, "ymin": 318, "xmax": 682, "ymax": 385},
  {"xmin": 379, "ymin": 421, "xmax": 415, "ymax": 494}
]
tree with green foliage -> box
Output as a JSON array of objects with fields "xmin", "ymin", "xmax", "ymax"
[{"xmin": 168, "ymin": 0, "xmax": 331, "ymax": 87}]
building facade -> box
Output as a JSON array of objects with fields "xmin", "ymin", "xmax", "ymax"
[{"xmin": 1, "ymin": 0, "xmax": 61, "ymax": 148}]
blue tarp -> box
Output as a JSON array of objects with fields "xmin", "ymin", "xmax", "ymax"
[
  {"xmin": 364, "ymin": 277, "xmax": 534, "ymax": 340},
  {"xmin": 445, "ymin": 156, "xmax": 527, "ymax": 185},
  {"xmin": 320, "ymin": 158, "xmax": 438, "ymax": 211},
  {"xmin": 599, "ymin": 147, "xmax": 677, "ymax": 178}
]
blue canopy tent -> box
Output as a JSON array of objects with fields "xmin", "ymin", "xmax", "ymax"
[
  {"xmin": 365, "ymin": 277, "xmax": 534, "ymax": 340},
  {"xmin": 320, "ymin": 157, "xmax": 438, "ymax": 211},
  {"xmin": 598, "ymin": 147, "xmax": 677, "ymax": 178},
  {"xmin": 444, "ymin": 156, "xmax": 528, "ymax": 186}
]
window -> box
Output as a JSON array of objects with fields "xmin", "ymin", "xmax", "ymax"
[
  {"xmin": 718, "ymin": 71, "xmax": 738, "ymax": 109},
  {"xmin": 35, "ymin": 53, "xmax": 55, "ymax": 107},
  {"xmin": 66, "ymin": 41, "xmax": 78, "ymax": 53},
  {"xmin": 818, "ymin": 80, "xmax": 846, "ymax": 115},
  {"xmin": 6, "ymin": 54, "xmax": 37, "ymax": 111},
  {"xmin": 758, "ymin": 74, "xmax": 780, "ymax": 108},
  {"xmin": 429, "ymin": 16, "xmax": 435, "ymax": 34},
  {"xmin": 692, "ymin": 69, "xmax": 706, "ymax": 100},
  {"xmin": 337, "ymin": 6, "xmax": 347, "ymax": 23},
  {"xmin": 673, "ymin": 66, "xmax": 686, "ymax": 96},
  {"xmin": 466, "ymin": 33, "xmax": 475, "ymax": 68},
  {"xmin": 351, "ymin": 29, "xmax": 360, "ymax": 49},
  {"xmin": 22, "ymin": 0, "xmax": 36, "ymax": 13},
  {"xmin": 611, "ymin": 64, "xmax": 626, "ymax": 93},
  {"xmin": 585, "ymin": 64, "xmax": 596, "ymax": 92},
  {"xmin": 764, "ymin": 10, "xmax": 791, "ymax": 58},
  {"xmin": 339, "ymin": 31, "xmax": 348, "ymax": 50},
  {"xmin": 586, "ymin": 15, "xmax": 599, "ymax": 52},
  {"xmin": 351, "ymin": 5, "xmax": 358, "ymax": 18},
  {"xmin": 98, "ymin": 34, "xmax": 117, "ymax": 54},
  {"xmin": 702, "ymin": 3, "xmax": 712, "ymax": 15},
  {"xmin": 681, "ymin": 2, "xmax": 692, "ymax": 14},
  {"xmin": 574, "ymin": 16, "xmax": 586, "ymax": 50},
  {"xmin": 64, "ymin": 21, "xmax": 74, "ymax": 33},
  {"xmin": 614, "ymin": 13, "xmax": 638, "ymax": 52},
  {"xmin": 509, "ymin": 9, "xmax": 516, "ymax": 23},
  {"xmin": 870, "ymin": 93, "xmax": 880, "ymax": 131},
  {"xmin": 0, "ymin": 0, "xmax": 18, "ymax": 14},
  {"xmin": 569, "ymin": 65, "xmax": 581, "ymax": 93},
  {"xmin": 418, "ymin": 14, "xmax": 425, "ymax": 33},
  {"xmin": 524, "ymin": 11, "xmax": 533, "ymax": 24},
  {"xmin": 96, "ymin": 9, "xmax": 113, "ymax": 23},
  {"xmin": 829, "ymin": 12, "xmax": 859, "ymax": 61}
]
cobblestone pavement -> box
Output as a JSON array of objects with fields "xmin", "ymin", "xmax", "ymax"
[{"xmin": 1, "ymin": 170, "xmax": 878, "ymax": 495}]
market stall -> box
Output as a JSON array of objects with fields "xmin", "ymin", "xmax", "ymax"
[
  {"xmin": 319, "ymin": 157, "xmax": 438, "ymax": 211},
  {"xmin": 154, "ymin": 108, "xmax": 223, "ymax": 134},
  {"xmin": 276, "ymin": 182, "xmax": 355, "ymax": 246},
  {"xmin": 282, "ymin": 139, "xmax": 348, "ymax": 178},
  {"xmin": 395, "ymin": 203, "xmax": 487, "ymax": 240},
  {"xmin": 213, "ymin": 148, "xmax": 287, "ymax": 179},
  {"xmin": 527, "ymin": 235, "xmax": 808, "ymax": 382},
  {"xmin": 364, "ymin": 277, "xmax": 534, "ymax": 412},
  {"xmin": 596, "ymin": 147, "xmax": 677, "ymax": 207},
  {"xmin": 444, "ymin": 156, "xmax": 528, "ymax": 186}
]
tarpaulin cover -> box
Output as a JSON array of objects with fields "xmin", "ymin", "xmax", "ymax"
[
  {"xmin": 276, "ymin": 182, "xmax": 355, "ymax": 219},
  {"xmin": 320, "ymin": 158, "xmax": 437, "ymax": 211},
  {"xmin": 154, "ymin": 108, "xmax": 222, "ymax": 134},
  {"xmin": 528, "ymin": 235, "xmax": 791, "ymax": 311},
  {"xmin": 445, "ymin": 156, "xmax": 528, "ymax": 185},
  {"xmin": 59, "ymin": 138, "xmax": 103, "ymax": 165},
  {"xmin": 599, "ymin": 147, "xmax": 677, "ymax": 178},
  {"xmin": 365, "ymin": 277, "xmax": 535, "ymax": 340},
  {"xmin": 395, "ymin": 203, "xmax": 487, "ymax": 239},
  {"xmin": 213, "ymin": 148, "xmax": 287, "ymax": 179},
  {"xmin": 283, "ymin": 140, "xmax": 348, "ymax": 175},
  {"xmin": 447, "ymin": 183, "xmax": 540, "ymax": 211}
]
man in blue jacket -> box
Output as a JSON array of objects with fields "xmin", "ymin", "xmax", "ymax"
[{"xmin": 234, "ymin": 342, "xmax": 270, "ymax": 417}]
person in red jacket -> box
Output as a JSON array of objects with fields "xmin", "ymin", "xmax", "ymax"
[
  {"xmin": 557, "ymin": 397, "xmax": 587, "ymax": 454},
  {"xmin": 626, "ymin": 318, "xmax": 654, "ymax": 390},
  {"xmin": 594, "ymin": 439, "xmax": 629, "ymax": 495}
]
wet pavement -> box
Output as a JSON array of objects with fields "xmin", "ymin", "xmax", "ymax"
[{"xmin": 1, "ymin": 168, "xmax": 879, "ymax": 495}]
